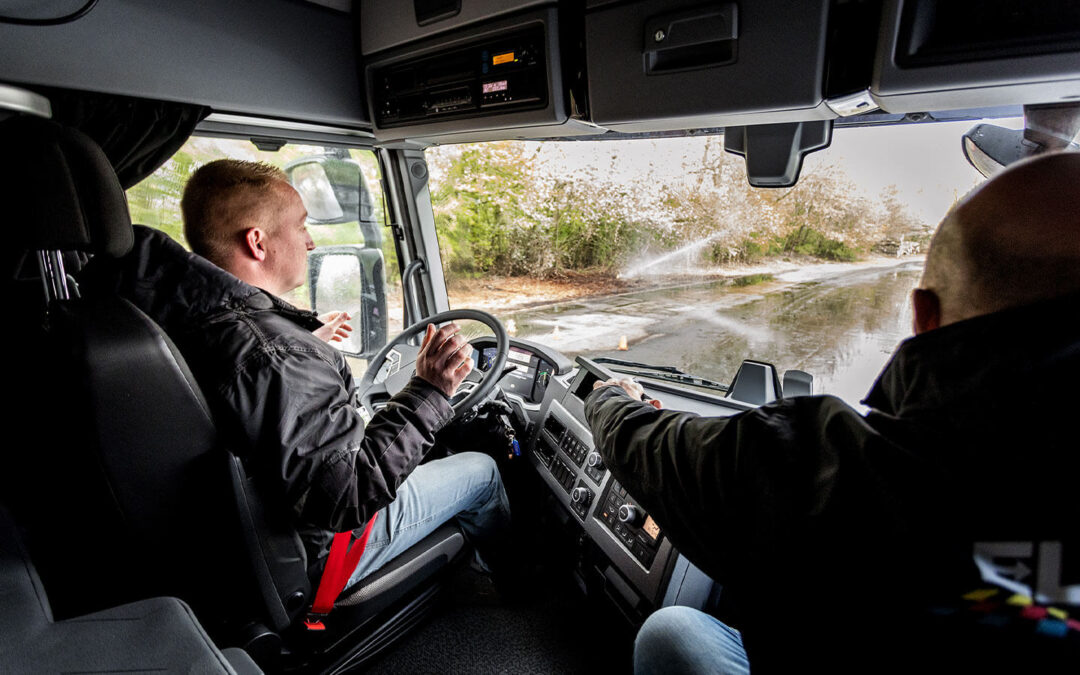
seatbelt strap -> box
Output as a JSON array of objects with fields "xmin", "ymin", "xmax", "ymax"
[{"xmin": 303, "ymin": 513, "xmax": 378, "ymax": 631}]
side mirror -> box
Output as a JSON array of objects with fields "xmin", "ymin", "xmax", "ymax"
[
  {"xmin": 308, "ymin": 245, "xmax": 388, "ymax": 360},
  {"xmin": 285, "ymin": 155, "xmax": 382, "ymax": 248}
]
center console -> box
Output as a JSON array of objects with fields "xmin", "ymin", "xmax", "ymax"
[{"xmin": 526, "ymin": 355, "xmax": 768, "ymax": 615}]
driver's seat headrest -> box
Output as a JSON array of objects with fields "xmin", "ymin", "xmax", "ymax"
[{"xmin": 0, "ymin": 116, "xmax": 132, "ymax": 258}]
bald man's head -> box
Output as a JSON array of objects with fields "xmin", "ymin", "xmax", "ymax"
[{"xmin": 916, "ymin": 152, "xmax": 1080, "ymax": 331}]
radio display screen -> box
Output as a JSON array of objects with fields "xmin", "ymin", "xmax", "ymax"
[{"xmin": 642, "ymin": 516, "xmax": 661, "ymax": 541}]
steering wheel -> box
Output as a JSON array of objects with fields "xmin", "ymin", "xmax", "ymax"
[{"xmin": 357, "ymin": 309, "xmax": 509, "ymax": 421}]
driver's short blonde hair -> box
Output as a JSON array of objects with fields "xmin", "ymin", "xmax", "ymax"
[{"xmin": 181, "ymin": 159, "xmax": 288, "ymax": 267}]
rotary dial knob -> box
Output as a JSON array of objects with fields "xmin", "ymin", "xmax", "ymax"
[{"xmin": 618, "ymin": 503, "xmax": 644, "ymax": 526}]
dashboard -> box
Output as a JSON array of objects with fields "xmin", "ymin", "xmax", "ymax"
[
  {"xmin": 475, "ymin": 337, "xmax": 764, "ymax": 614},
  {"xmin": 475, "ymin": 343, "xmax": 556, "ymax": 404}
]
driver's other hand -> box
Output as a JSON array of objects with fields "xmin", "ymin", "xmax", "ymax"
[
  {"xmin": 594, "ymin": 378, "xmax": 663, "ymax": 409},
  {"xmin": 313, "ymin": 311, "xmax": 353, "ymax": 343},
  {"xmin": 417, "ymin": 323, "xmax": 474, "ymax": 399}
]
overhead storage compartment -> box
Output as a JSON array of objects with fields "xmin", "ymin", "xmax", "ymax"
[
  {"xmin": 359, "ymin": 0, "xmax": 551, "ymax": 56},
  {"xmin": 584, "ymin": 0, "xmax": 835, "ymax": 132},
  {"xmin": 872, "ymin": 0, "xmax": 1080, "ymax": 113}
]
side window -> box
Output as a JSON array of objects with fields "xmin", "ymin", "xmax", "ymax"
[{"xmin": 125, "ymin": 137, "xmax": 403, "ymax": 379}]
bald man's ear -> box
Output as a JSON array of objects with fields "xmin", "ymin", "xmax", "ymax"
[
  {"xmin": 243, "ymin": 228, "xmax": 268, "ymax": 262},
  {"xmin": 912, "ymin": 288, "xmax": 941, "ymax": 334}
]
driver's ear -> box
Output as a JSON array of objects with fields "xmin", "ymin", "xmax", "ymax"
[
  {"xmin": 243, "ymin": 227, "xmax": 268, "ymax": 262},
  {"xmin": 912, "ymin": 288, "xmax": 941, "ymax": 334}
]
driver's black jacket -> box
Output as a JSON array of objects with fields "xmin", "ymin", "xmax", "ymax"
[
  {"xmin": 585, "ymin": 292, "xmax": 1080, "ymax": 671},
  {"xmin": 84, "ymin": 226, "xmax": 453, "ymax": 558}
]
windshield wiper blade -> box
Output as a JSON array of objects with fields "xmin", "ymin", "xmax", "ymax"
[
  {"xmin": 594, "ymin": 361, "xmax": 731, "ymax": 394},
  {"xmin": 592, "ymin": 357, "xmax": 686, "ymax": 375}
]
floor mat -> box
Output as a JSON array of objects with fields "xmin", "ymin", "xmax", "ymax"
[{"xmin": 363, "ymin": 564, "xmax": 635, "ymax": 674}]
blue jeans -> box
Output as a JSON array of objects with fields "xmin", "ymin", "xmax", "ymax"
[
  {"xmin": 635, "ymin": 606, "xmax": 750, "ymax": 675},
  {"xmin": 346, "ymin": 451, "xmax": 510, "ymax": 586}
]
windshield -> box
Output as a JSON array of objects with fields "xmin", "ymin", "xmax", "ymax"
[{"xmin": 427, "ymin": 121, "xmax": 1010, "ymax": 406}]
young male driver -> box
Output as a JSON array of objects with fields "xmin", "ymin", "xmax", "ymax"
[{"xmin": 136, "ymin": 159, "xmax": 510, "ymax": 589}]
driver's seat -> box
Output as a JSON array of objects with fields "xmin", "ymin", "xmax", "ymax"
[{"xmin": 6, "ymin": 115, "xmax": 466, "ymax": 672}]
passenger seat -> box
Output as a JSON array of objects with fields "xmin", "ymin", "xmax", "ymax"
[{"xmin": 0, "ymin": 506, "xmax": 261, "ymax": 674}]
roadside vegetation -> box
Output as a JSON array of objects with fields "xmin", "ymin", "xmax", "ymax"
[{"xmin": 426, "ymin": 138, "xmax": 929, "ymax": 281}]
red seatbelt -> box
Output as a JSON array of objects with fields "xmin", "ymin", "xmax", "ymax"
[{"xmin": 303, "ymin": 513, "xmax": 378, "ymax": 631}]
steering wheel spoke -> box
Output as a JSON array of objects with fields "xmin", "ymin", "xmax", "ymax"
[{"xmin": 358, "ymin": 309, "xmax": 509, "ymax": 421}]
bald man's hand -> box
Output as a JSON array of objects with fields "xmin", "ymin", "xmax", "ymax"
[
  {"xmin": 416, "ymin": 323, "xmax": 474, "ymax": 398},
  {"xmin": 594, "ymin": 378, "xmax": 663, "ymax": 409}
]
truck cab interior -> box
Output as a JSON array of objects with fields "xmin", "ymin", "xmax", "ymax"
[{"xmin": 2, "ymin": 1, "xmax": 1079, "ymax": 672}]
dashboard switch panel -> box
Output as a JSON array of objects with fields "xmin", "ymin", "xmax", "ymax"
[
  {"xmin": 570, "ymin": 482, "xmax": 594, "ymax": 520},
  {"xmin": 584, "ymin": 451, "xmax": 606, "ymax": 485},
  {"xmin": 546, "ymin": 418, "xmax": 590, "ymax": 466},
  {"xmin": 598, "ymin": 479, "xmax": 663, "ymax": 569},
  {"xmin": 548, "ymin": 456, "xmax": 576, "ymax": 495}
]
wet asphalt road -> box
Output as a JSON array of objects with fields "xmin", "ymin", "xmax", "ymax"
[{"xmin": 507, "ymin": 260, "xmax": 924, "ymax": 406}]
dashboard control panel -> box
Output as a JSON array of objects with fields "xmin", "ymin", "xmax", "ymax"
[
  {"xmin": 548, "ymin": 455, "xmax": 576, "ymax": 496},
  {"xmin": 584, "ymin": 451, "xmax": 606, "ymax": 485},
  {"xmin": 570, "ymin": 481, "xmax": 593, "ymax": 520},
  {"xmin": 525, "ymin": 355, "xmax": 752, "ymax": 610},
  {"xmin": 597, "ymin": 479, "xmax": 663, "ymax": 569},
  {"xmin": 544, "ymin": 415, "xmax": 589, "ymax": 467}
]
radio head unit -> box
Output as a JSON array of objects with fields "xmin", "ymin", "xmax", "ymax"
[{"xmin": 373, "ymin": 25, "xmax": 548, "ymax": 128}]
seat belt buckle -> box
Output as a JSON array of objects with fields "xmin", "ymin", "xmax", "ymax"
[{"xmin": 303, "ymin": 612, "xmax": 328, "ymax": 631}]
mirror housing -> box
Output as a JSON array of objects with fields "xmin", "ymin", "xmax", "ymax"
[
  {"xmin": 285, "ymin": 153, "xmax": 383, "ymax": 248},
  {"xmin": 308, "ymin": 245, "xmax": 388, "ymax": 359},
  {"xmin": 724, "ymin": 120, "xmax": 833, "ymax": 188},
  {"xmin": 962, "ymin": 103, "xmax": 1080, "ymax": 178}
]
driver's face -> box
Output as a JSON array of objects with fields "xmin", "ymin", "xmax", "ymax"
[{"xmin": 263, "ymin": 182, "xmax": 314, "ymax": 295}]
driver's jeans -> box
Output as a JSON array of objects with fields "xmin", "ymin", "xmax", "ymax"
[{"xmin": 345, "ymin": 451, "xmax": 511, "ymax": 587}]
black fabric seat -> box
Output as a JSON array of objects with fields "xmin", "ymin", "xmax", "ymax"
[
  {"xmin": 0, "ymin": 506, "xmax": 261, "ymax": 674},
  {"xmin": 0, "ymin": 114, "xmax": 466, "ymax": 671},
  {"xmin": 1, "ymin": 115, "xmax": 248, "ymax": 624}
]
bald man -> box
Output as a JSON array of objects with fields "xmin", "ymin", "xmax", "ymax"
[{"xmin": 587, "ymin": 152, "xmax": 1080, "ymax": 674}]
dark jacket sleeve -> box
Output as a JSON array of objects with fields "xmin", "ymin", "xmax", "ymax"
[
  {"xmin": 584, "ymin": 385, "xmax": 874, "ymax": 582},
  {"xmin": 223, "ymin": 347, "xmax": 453, "ymax": 533}
]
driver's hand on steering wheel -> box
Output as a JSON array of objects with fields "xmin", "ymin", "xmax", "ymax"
[{"xmin": 416, "ymin": 323, "xmax": 475, "ymax": 398}]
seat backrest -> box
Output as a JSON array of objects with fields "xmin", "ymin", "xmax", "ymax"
[{"xmin": 0, "ymin": 116, "xmax": 263, "ymax": 632}]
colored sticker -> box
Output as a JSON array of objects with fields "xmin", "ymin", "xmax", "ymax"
[
  {"xmin": 963, "ymin": 588, "xmax": 999, "ymax": 602},
  {"xmin": 1036, "ymin": 619, "xmax": 1069, "ymax": 638},
  {"xmin": 1006, "ymin": 594, "xmax": 1033, "ymax": 607}
]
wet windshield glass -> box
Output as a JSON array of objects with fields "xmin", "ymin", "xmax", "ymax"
[{"xmin": 427, "ymin": 121, "xmax": 1010, "ymax": 406}]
